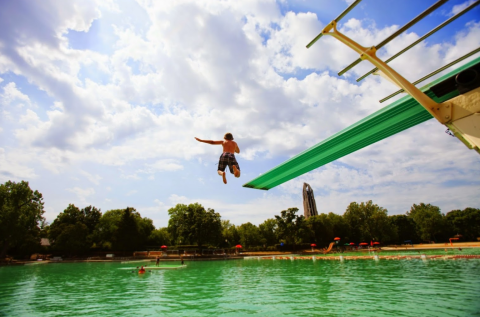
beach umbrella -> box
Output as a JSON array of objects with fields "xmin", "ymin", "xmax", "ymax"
[
  {"xmin": 349, "ymin": 242, "xmax": 355, "ymax": 246},
  {"xmin": 359, "ymin": 242, "xmax": 368, "ymax": 246},
  {"xmin": 161, "ymin": 245, "xmax": 167, "ymax": 249},
  {"xmin": 310, "ymin": 243, "xmax": 317, "ymax": 247},
  {"xmin": 235, "ymin": 245, "xmax": 242, "ymax": 248},
  {"xmin": 344, "ymin": 243, "xmax": 350, "ymax": 246},
  {"xmin": 373, "ymin": 242, "xmax": 380, "ymax": 245},
  {"xmin": 334, "ymin": 237, "xmax": 341, "ymax": 241}
]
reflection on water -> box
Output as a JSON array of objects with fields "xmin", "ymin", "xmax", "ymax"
[{"xmin": 1, "ymin": 257, "xmax": 480, "ymax": 316}]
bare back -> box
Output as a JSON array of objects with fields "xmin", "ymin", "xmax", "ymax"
[{"xmin": 223, "ymin": 140, "xmax": 239, "ymax": 154}]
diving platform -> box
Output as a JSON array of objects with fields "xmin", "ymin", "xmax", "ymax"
[{"xmin": 244, "ymin": 0, "xmax": 480, "ymax": 190}]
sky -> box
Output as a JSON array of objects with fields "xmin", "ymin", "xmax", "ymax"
[{"xmin": 1, "ymin": 0, "xmax": 479, "ymax": 228}]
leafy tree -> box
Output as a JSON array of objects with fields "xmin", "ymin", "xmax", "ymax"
[
  {"xmin": 116, "ymin": 207, "xmax": 141, "ymax": 251},
  {"xmin": 49, "ymin": 204, "xmax": 101, "ymax": 253},
  {"xmin": 189, "ymin": 204, "xmax": 222, "ymax": 247},
  {"xmin": 148, "ymin": 228, "xmax": 171, "ymax": 246},
  {"xmin": 222, "ymin": 220, "xmax": 239, "ymax": 247},
  {"xmin": 306, "ymin": 214, "xmax": 333, "ymax": 247},
  {"xmin": 54, "ymin": 223, "xmax": 90, "ymax": 255},
  {"xmin": 327, "ymin": 212, "xmax": 349, "ymax": 241},
  {"xmin": 343, "ymin": 201, "xmax": 393, "ymax": 243},
  {"xmin": 168, "ymin": 204, "xmax": 188, "ymax": 245},
  {"xmin": 167, "ymin": 203, "xmax": 222, "ymax": 247},
  {"xmin": 138, "ymin": 217, "xmax": 155, "ymax": 245},
  {"xmin": 389, "ymin": 214, "xmax": 418, "ymax": 244},
  {"xmin": 237, "ymin": 222, "xmax": 262, "ymax": 248},
  {"xmin": 0, "ymin": 181, "xmax": 45, "ymax": 259},
  {"xmin": 94, "ymin": 209, "xmax": 124, "ymax": 249},
  {"xmin": 259, "ymin": 218, "xmax": 277, "ymax": 246},
  {"xmin": 445, "ymin": 208, "xmax": 480, "ymax": 241},
  {"xmin": 407, "ymin": 203, "xmax": 444, "ymax": 242},
  {"xmin": 94, "ymin": 207, "xmax": 154, "ymax": 251},
  {"xmin": 275, "ymin": 208, "xmax": 307, "ymax": 245}
]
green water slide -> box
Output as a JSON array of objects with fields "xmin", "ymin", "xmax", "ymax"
[{"xmin": 243, "ymin": 56, "xmax": 480, "ymax": 191}]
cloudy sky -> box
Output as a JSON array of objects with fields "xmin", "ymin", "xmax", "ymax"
[{"xmin": 1, "ymin": 0, "xmax": 479, "ymax": 227}]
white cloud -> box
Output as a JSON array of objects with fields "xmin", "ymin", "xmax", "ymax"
[
  {"xmin": 80, "ymin": 170, "xmax": 102, "ymax": 185},
  {"xmin": 450, "ymin": 0, "xmax": 477, "ymax": 16},
  {"xmin": 0, "ymin": 148, "xmax": 37, "ymax": 183},
  {"xmin": 1, "ymin": 82, "xmax": 32, "ymax": 107},
  {"xmin": 66, "ymin": 186, "xmax": 95, "ymax": 203},
  {"xmin": 126, "ymin": 190, "xmax": 138, "ymax": 196}
]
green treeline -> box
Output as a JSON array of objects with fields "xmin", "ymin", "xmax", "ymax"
[{"xmin": 1, "ymin": 180, "xmax": 479, "ymax": 258}]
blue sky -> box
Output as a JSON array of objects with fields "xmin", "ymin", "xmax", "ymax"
[{"xmin": 1, "ymin": 0, "xmax": 479, "ymax": 227}]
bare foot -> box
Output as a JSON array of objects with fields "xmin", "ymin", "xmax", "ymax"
[
  {"xmin": 233, "ymin": 165, "xmax": 240, "ymax": 178},
  {"xmin": 218, "ymin": 171, "xmax": 227, "ymax": 184}
]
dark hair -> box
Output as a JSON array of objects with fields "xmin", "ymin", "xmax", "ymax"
[{"xmin": 224, "ymin": 133, "xmax": 234, "ymax": 140}]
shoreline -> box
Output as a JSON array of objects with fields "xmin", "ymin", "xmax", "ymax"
[{"xmin": 2, "ymin": 242, "xmax": 479, "ymax": 266}]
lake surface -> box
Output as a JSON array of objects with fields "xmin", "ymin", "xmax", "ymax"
[{"xmin": 1, "ymin": 253, "xmax": 480, "ymax": 316}]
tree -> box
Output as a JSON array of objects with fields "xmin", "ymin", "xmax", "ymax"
[
  {"xmin": 275, "ymin": 208, "xmax": 307, "ymax": 245},
  {"xmin": 168, "ymin": 204, "xmax": 188, "ymax": 245},
  {"xmin": 94, "ymin": 209, "xmax": 124, "ymax": 249},
  {"xmin": 93, "ymin": 207, "xmax": 154, "ymax": 251},
  {"xmin": 259, "ymin": 218, "xmax": 277, "ymax": 247},
  {"xmin": 238, "ymin": 222, "xmax": 262, "ymax": 248},
  {"xmin": 445, "ymin": 208, "xmax": 480, "ymax": 241},
  {"xmin": 343, "ymin": 201, "xmax": 393, "ymax": 243},
  {"xmin": 53, "ymin": 223, "xmax": 90, "ymax": 255},
  {"xmin": 189, "ymin": 204, "xmax": 222, "ymax": 247},
  {"xmin": 222, "ymin": 220, "xmax": 239, "ymax": 247},
  {"xmin": 167, "ymin": 203, "xmax": 222, "ymax": 247},
  {"xmin": 116, "ymin": 207, "xmax": 141, "ymax": 251},
  {"xmin": 0, "ymin": 181, "xmax": 45, "ymax": 259},
  {"xmin": 148, "ymin": 227, "xmax": 171, "ymax": 246},
  {"xmin": 407, "ymin": 203, "xmax": 444, "ymax": 242},
  {"xmin": 389, "ymin": 215, "xmax": 418, "ymax": 244},
  {"xmin": 49, "ymin": 204, "xmax": 101, "ymax": 253},
  {"xmin": 327, "ymin": 212, "xmax": 349, "ymax": 241},
  {"xmin": 306, "ymin": 214, "xmax": 333, "ymax": 247}
]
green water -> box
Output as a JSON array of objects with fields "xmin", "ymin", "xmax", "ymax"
[{"xmin": 1, "ymin": 257, "xmax": 479, "ymax": 316}]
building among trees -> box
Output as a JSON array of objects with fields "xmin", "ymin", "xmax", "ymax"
[{"xmin": 302, "ymin": 183, "xmax": 318, "ymax": 219}]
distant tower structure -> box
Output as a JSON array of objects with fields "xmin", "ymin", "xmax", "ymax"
[{"xmin": 303, "ymin": 183, "xmax": 318, "ymax": 219}]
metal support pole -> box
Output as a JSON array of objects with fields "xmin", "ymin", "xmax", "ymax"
[
  {"xmin": 337, "ymin": 0, "xmax": 448, "ymax": 76},
  {"xmin": 357, "ymin": 0, "xmax": 480, "ymax": 82}
]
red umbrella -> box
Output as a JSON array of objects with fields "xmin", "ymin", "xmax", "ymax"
[
  {"xmin": 235, "ymin": 245, "xmax": 242, "ymax": 248},
  {"xmin": 311, "ymin": 243, "xmax": 317, "ymax": 247},
  {"xmin": 334, "ymin": 237, "xmax": 341, "ymax": 241},
  {"xmin": 359, "ymin": 242, "xmax": 368, "ymax": 246},
  {"xmin": 349, "ymin": 242, "xmax": 355, "ymax": 246},
  {"xmin": 161, "ymin": 245, "xmax": 167, "ymax": 249},
  {"xmin": 373, "ymin": 242, "xmax": 380, "ymax": 245}
]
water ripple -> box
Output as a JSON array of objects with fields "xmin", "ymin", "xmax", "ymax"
[{"xmin": 1, "ymin": 258, "xmax": 479, "ymax": 316}]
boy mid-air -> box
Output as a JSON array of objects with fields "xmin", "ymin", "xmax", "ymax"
[{"xmin": 195, "ymin": 133, "xmax": 240, "ymax": 184}]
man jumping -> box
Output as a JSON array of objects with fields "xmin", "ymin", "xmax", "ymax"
[{"xmin": 195, "ymin": 133, "xmax": 240, "ymax": 184}]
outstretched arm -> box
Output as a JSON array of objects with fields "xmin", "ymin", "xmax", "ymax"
[{"xmin": 195, "ymin": 137, "xmax": 223, "ymax": 145}]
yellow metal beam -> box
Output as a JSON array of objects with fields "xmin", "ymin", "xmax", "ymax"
[{"xmin": 317, "ymin": 20, "xmax": 448, "ymax": 123}]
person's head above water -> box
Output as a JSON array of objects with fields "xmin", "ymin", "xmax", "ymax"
[{"xmin": 224, "ymin": 133, "xmax": 234, "ymax": 140}]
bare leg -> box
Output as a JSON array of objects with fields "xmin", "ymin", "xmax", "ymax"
[
  {"xmin": 233, "ymin": 165, "xmax": 240, "ymax": 178},
  {"xmin": 218, "ymin": 170, "xmax": 227, "ymax": 184}
]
